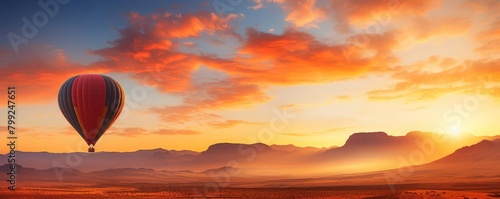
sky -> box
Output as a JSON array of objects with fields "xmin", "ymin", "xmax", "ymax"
[{"xmin": 0, "ymin": 0, "xmax": 499, "ymax": 153}]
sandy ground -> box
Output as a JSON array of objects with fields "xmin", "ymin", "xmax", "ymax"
[{"xmin": 0, "ymin": 181, "xmax": 499, "ymax": 198}]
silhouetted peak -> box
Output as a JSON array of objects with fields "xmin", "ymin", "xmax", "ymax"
[
  {"xmin": 471, "ymin": 139, "xmax": 495, "ymax": 148},
  {"xmin": 454, "ymin": 139, "xmax": 496, "ymax": 152},
  {"xmin": 0, "ymin": 164, "xmax": 23, "ymax": 170},
  {"xmin": 204, "ymin": 143, "xmax": 270, "ymax": 154},
  {"xmin": 451, "ymin": 139, "xmax": 498, "ymax": 156},
  {"xmin": 137, "ymin": 148, "xmax": 168, "ymax": 153},
  {"xmin": 202, "ymin": 166, "xmax": 238, "ymax": 174},
  {"xmin": 430, "ymin": 139, "xmax": 500, "ymax": 165},
  {"xmin": 344, "ymin": 132, "xmax": 389, "ymax": 147}
]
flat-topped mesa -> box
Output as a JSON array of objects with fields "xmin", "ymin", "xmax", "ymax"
[
  {"xmin": 343, "ymin": 132, "xmax": 389, "ymax": 147},
  {"xmin": 203, "ymin": 143, "xmax": 270, "ymax": 155}
]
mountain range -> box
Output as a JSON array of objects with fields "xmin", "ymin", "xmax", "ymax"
[
  {"xmin": 3, "ymin": 131, "xmax": 499, "ymax": 183},
  {"xmin": 3, "ymin": 134, "xmax": 499, "ymax": 188}
]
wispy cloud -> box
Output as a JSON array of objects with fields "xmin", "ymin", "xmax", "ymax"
[
  {"xmin": 283, "ymin": 126, "xmax": 353, "ymax": 137},
  {"xmin": 107, "ymin": 127, "xmax": 200, "ymax": 137},
  {"xmin": 207, "ymin": 120, "xmax": 265, "ymax": 128}
]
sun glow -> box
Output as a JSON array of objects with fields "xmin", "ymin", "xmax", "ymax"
[{"xmin": 450, "ymin": 126, "xmax": 461, "ymax": 136}]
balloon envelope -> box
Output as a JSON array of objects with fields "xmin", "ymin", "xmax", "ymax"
[{"xmin": 58, "ymin": 74, "xmax": 125, "ymax": 151}]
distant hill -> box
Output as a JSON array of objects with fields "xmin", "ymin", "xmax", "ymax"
[
  {"xmin": 3, "ymin": 132, "xmax": 498, "ymax": 176},
  {"xmin": 311, "ymin": 131, "xmax": 497, "ymax": 174},
  {"xmin": 269, "ymin": 144, "xmax": 334, "ymax": 153},
  {"xmin": 423, "ymin": 139, "xmax": 500, "ymax": 170},
  {"xmin": 380, "ymin": 139, "xmax": 500, "ymax": 187},
  {"xmin": 7, "ymin": 148, "xmax": 199, "ymax": 172},
  {"xmin": 0, "ymin": 164, "xmax": 85, "ymax": 182},
  {"xmin": 0, "ymin": 164, "xmax": 209, "ymax": 184},
  {"xmin": 2, "ymin": 138, "xmax": 499, "ymax": 187}
]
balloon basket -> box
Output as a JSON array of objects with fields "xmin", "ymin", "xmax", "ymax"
[{"xmin": 88, "ymin": 147, "xmax": 95, "ymax": 152}]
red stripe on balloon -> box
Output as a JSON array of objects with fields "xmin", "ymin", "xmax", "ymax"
[{"xmin": 71, "ymin": 74, "xmax": 107, "ymax": 144}]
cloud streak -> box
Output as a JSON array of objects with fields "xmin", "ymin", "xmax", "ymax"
[
  {"xmin": 208, "ymin": 120, "xmax": 265, "ymax": 128},
  {"xmin": 1, "ymin": 0, "xmax": 498, "ymax": 130},
  {"xmin": 107, "ymin": 127, "xmax": 200, "ymax": 137}
]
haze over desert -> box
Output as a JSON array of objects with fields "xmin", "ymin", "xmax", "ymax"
[
  {"xmin": 2, "ymin": 132, "xmax": 500, "ymax": 198},
  {"xmin": 2, "ymin": 0, "xmax": 500, "ymax": 198}
]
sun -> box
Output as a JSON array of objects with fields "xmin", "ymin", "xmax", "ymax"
[{"xmin": 450, "ymin": 126, "xmax": 461, "ymax": 136}]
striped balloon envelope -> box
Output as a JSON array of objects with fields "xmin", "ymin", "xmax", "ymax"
[{"xmin": 58, "ymin": 74, "xmax": 125, "ymax": 152}]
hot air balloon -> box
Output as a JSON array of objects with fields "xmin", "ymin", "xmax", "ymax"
[{"xmin": 58, "ymin": 74, "xmax": 125, "ymax": 152}]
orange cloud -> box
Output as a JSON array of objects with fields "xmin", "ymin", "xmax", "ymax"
[
  {"xmin": 335, "ymin": 95, "xmax": 351, "ymax": 100},
  {"xmin": 0, "ymin": 45, "xmax": 106, "ymax": 105},
  {"xmin": 250, "ymin": 0, "xmax": 324, "ymax": 27},
  {"xmin": 326, "ymin": 0, "xmax": 442, "ymax": 32},
  {"xmin": 0, "ymin": 126, "xmax": 72, "ymax": 139},
  {"xmin": 59, "ymin": 126, "xmax": 77, "ymax": 136},
  {"xmin": 152, "ymin": 129, "xmax": 200, "ymax": 135},
  {"xmin": 107, "ymin": 127, "xmax": 200, "ymax": 137},
  {"xmin": 203, "ymin": 28, "xmax": 397, "ymax": 85},
  {"xmin": 107, "ymin": 127, "xmax": 148, "ymax": 137},
  {"xmin": 278, "ymin": 104, "xmax": 296, "ymax": 109},
  {"xmin": 257, "ymin": 0, "xmax": 441, "ymax": 30},
  {"xmin": 127, "ymin": 11, "xmax": 240, "ymax": 39},
  {"xmin": 3, "ymin": 11, "xmax": 240, "ymax": 104},
  {"xmin": 92, "ymin": 11, "xmax": 242, "ymax": 92},
  {"xmin": 1, "ymin": 4, "xmax": 434, "ymax": 111},
  {"xmin": 207, "ymin": 120, "xmax": 265, "ymax": 128},
  {"xmin": 249, "ymin": 0, "xmax": 264, "ymax": 10},
  {"xmin": 283, "ymin": 126, "xmax": 352, "ymax": 137},
  {"xmin": 276, "ymin": 0, "xmax": 325, "ymax": 27},
  {"xmin": 150, "ymin": 78, "xmax": 270, "ymax": 124},
  {"xmin": 186, "ymin": 78, "xmax": 270, "ymax": 108},
  {"xmin": 82, "ymin": 11, "xmax": 271, "ymax": 124},
  {"xmin": 150, "ymin": 105, "xmax": 221, "ymax": 124},
  {"xmin": 474, "ymin": 20, "xmax": 500, "ymax": 55},
  {"xmin": 406, "ymin": 16, "xmax": 472, "ymax": 41},
  {"xmin": 0, "ymin": 10, "xmax": 246, "ymax": 106},
  {"xmin": 367, "ymin": 57, "xmax": 500, "ymax": 101},
  {"xmin": 460, "ymin": 0, "xmax": 500, "ymax": 16},
  {"xmin": 3, "ymin": 3, "xmax": 487, "ymax": 128}
]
